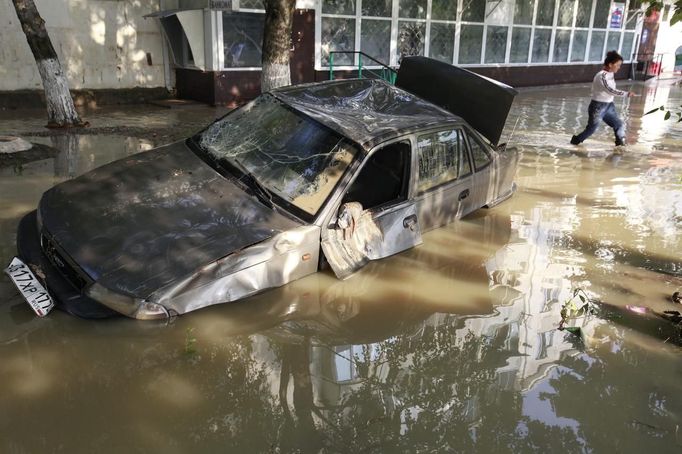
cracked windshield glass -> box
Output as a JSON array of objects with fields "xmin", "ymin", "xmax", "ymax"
[{"xmin": 198, "ymin": 94, "xmax": 356, "ymax": 216}]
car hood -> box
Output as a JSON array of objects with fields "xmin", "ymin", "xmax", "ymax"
[{"xmin": 39, "ymin": 141, "xmax": 301, "ymax": 299}]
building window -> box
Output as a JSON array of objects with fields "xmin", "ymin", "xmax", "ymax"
[
  {"xmin": 620, "ymin": 31, "xmax": 636, "ymax": 60},
  {"xmin": 485, "ymin": 26, "xmax": 509, "ymax": 64},
  {"xmin": 536, "ymin": 0, "xmax": 557, "ymax": 26},
  {"xmin": 398, "ymin": 21, "xmax": 426, "ymax": 60},
  {"xmin": 514, "ymin": 0, "xmax": 535, "ymax": 25},
  {"xmin": 238, "ymin": 0, "xmax": 264, "ymax": 8},
  {"xmin": 399, "ymin": 0, "xmax": 427, "ymax": 19},
  {"xmin": 459, "ymin": 24, "xmax": 484, "ymax": 64},
  {"xmin": 606, "ymin": 31, "xmax": 621, "ymax": 53},
  {"xmin": 571, "ymin": 29, "xmax": 588, "ymax": 61},
  {"xmin": 510, "ymin": 27, "xmax": 532, "ymax": 62},
  {"xmin": 593, "ymin": 0, "xmax": 611, "ymax": 28},
  {"xmin": 223, "ymin": 12, "xmax": 264, "ymax": 68},
  {"xmin": 323, "ymin": 0, "xmax": 355, "ymax": 15},
  {"xmin": 576, "ymin": 0, "xmax": 592, "ymax": 27},
  {"xmin": 362, "ymin": 19, "xmax": 391, "ymax": 64},
  {"xmin": 431, "ymin": 0, "xmax": 457, "ymax": 20},
  {"xmin": 554, "ymin": 29, "xmax": 571, "ymax": 62},
  {"xmin": 363, "ymin": 0, "xmax": 392, "ymax": 16},
  {"xmin": 557, "ymin": 0, "xmax": 576, "ymax": 26},
  {"xmin": 429, "ymin": 22, "xmax": 456, "ymax": 63},
  {"xmin": 589, "ymin": 29, "xmax": 606, "ymax": 61},
  {"xmin": 322, "ymin": 17, "xmax": 356, "ymax": 65},
  {"xmin": 532, "ymin": 28, "xmax": 552, "ymax": 62},
  {"xmin": 462, "ymin": 0, "xmax": 486, "ymax": 22},
  {"xmin": 317, "ymin": 0, "xmax": 641, "ymax": 68}
]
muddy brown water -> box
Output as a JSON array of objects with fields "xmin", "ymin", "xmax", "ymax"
[{"xmin": 1, "ymin": 83, "xmax": 681, "ymax": 453}]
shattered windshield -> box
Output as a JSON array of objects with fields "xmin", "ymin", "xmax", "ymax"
[{"xmin": 196, "ymin": 94, "xmax": 357, "ymax": 217}]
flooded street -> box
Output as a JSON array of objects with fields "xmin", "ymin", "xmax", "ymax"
[{"xmin": 1, "ymin": 82, "xmax": 681, "ymax": 453}]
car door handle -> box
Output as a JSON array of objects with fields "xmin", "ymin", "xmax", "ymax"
[
  {"xmin": 403, "ymin": 214, "xmax": 418, "ymax": 232},
  {"xmin": 459, "ymin": 189, "xmax": 470, "ymax": 201}
]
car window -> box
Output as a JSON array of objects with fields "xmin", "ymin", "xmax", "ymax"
[
  {"xmin": 343, "ymin": 141, "xmax": 410, "ymax": 210},
  {"xmin": 195, "ymin": 94, "xmax": 358, "ymax": 219},
  {"xmin": 416, "ymin": 129, "xmax": 470, "ymax": 194},
  {"xmin": 466, "ymin": 132, "xmax": 491, "ymax": 170}
]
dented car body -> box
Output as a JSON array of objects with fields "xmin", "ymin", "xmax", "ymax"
[{"xmin": 15, "ymin": 57, "xmax": 519, "ymax": 319}]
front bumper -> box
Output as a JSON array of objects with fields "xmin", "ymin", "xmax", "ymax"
[{"xmin": 16, "ymin": 210, "xmax": 119, "ymax": 319}]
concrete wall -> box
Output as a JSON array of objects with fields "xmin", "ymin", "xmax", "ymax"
[{"xmin": 0, "ymin": 0, "xmax": 167, "ymax": 91}]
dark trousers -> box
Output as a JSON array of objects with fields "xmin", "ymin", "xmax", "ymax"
[{"xmin": 574, "ymin": 101, "xmax": 625, "ymax": 144}]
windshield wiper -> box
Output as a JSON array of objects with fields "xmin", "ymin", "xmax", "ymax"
[{"xmin": 229, "ymin": 158, "xmax": 276, "ymax": 210}]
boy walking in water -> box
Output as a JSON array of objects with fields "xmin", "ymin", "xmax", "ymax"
[{"xmin": 571, "ymin": 51, "xmax": 637, "ymax": 146}]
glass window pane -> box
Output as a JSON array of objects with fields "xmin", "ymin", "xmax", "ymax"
[
  {"xmin": 432, "ymin": 0, "xmax": 458, "ymax": 20},
  {"xmin": 571, "ymin": 29, "xmax": 588, "ymax": 61},
  {"xmin": 532, "ymin": 28, "xmax": 552, "ymax": 62},
  {"xmin": 462, "ymin": 0, "xmax": 485, "ymax": 22},
  {"xmin": 399, "ymin": 0, "xmax": 427, "ymax": 19},
  {"xmin": 398, "ymin": 21, "xmax": 426, "ymax": 61},
  {"xmin": 620, "ymin": 32, "xmax": 635, "ymax": 60},
  {"xmin": 223, "ymin": 12, "xmax": 264, "ymax": 68},
  {"xmin": 514, "ymin": 0, "xmax": 535, "ymax": 25},
  {"xmin": 485, "ymin": 26, "xmax": 508, "ymax": 63},
  {"xmin": 417, "ymin": 130, "xmax": 469, "ymax": 194},
  {"xmin": 553, "ymin": 29, "xmax": 571, "ymax": 62},
  {"xmin": 468, "ymin": 134, "xmax": 490, "ymax": 170},
  {"xmin": 575, "ymin": 0, "xmax": 592, "ymax": 27},
  {"xmin": 606, "ymin": 31, "xmax": 621, "ymax": 52},
  {"xmin": 239, "ymin": 0, "xmax": 264, "ymax": 8},
  {"xmin": 322, "ymin": 18, "xmax": 356, "ymax": 65},
  {"xmin": 362, "ymin": 0, "xmax": 392, "ymax": 17},
  {"xmin": 589, "ymin": 30, "xmax": 605, "ymax": 61},
  {"xmin": 593, "ymin": 0, "xmax": 610, "ymax": 28},
  {"xmin": 458, "ymin": 24, "xmax": 483, "ymax": 64},
  {"xmin": 361, "ymin": 19, "xmax": 391, "ymax": 64},
  {"xmin": 625, "ymin": 9, "xmax": 638, "ymax": 30},
  {"xmin": 429, "ymin": 23, "xmax": 456, "ymax": 63},
  {"xmin": 510, "ymin": 27, "xmax": 531, "ymax": 63},
  {"xmin": 558, "ymin": 0, "xmax": 575, "ymax": 26},
  {"xmin": 322, "ymin": 0, "xmax": 355, "ymax": 15},
  {"xmin": 536, "ymin": 0, "xmax": 556, "ymax": 26}
]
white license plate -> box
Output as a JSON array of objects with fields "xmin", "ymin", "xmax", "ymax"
[{"xmin": 4, "ymin": 257, "xmax": 54, "ymax": 317}]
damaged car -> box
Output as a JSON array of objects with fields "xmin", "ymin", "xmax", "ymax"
[{"xmin": 6, "ymin": 56, "xmax": 519, "ymax": 320}]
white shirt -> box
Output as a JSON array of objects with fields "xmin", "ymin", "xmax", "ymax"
[{"xmin": 591, "ymin": 70, "xmax": 628, "ymax": 103}]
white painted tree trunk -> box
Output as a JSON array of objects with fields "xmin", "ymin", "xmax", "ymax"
[
  {"xmin": 11, "ymin": 0, "xmax": 83, "ymax": 128},
  {"xmin": 261, "ymin": 62, "xmax": 291, "ymax": 92},
  {"xmin": 261, "ymin": 0, "xmax": 296, "ymax": 92},
  {"xmin": 37, "ymin": 57, "xmax": 82, "ymax": 128}
]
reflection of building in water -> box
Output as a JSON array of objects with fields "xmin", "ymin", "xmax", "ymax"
[{"xmin": 297, "ymin": 204, "xmax": 585, "ymax": 429}]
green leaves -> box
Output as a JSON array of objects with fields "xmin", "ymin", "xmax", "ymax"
[
  {"xmin": 643, "ymin": 104, "xmax": 681, "ymax": 123},
  {"xmin": 644, "ymin": 105, "xmax": 664, "ymax": 116}
]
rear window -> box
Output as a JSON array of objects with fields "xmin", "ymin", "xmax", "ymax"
[{"xmin": 416, "ymin": 129, "xmax": 471, "ymax": 194}]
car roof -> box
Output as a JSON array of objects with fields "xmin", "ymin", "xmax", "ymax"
[{"xmin": 271, "ymin": 79, "xmax": 463, "ymax": 150}]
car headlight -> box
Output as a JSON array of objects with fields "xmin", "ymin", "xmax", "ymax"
[{"xmin": 86, "ymin": 283, "xmax": 170, "ymax": 320}]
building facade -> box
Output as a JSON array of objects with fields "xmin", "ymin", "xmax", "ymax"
[{"xmin": 1, "ymin": 0, "xmax": 680, "ymax": 106}]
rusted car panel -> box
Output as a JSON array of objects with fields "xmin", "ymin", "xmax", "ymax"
[{"xmin": 13, "ymin": 57, "xmax": 519, "ymax": 319}]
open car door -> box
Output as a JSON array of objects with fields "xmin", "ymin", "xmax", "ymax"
[
  {"xmin": 321, "ymin": 140, "xmax": 422, "ymax": 279},
  {"xmin": 322, "ymin": 200, "xmax": 422, "ymax": 279}
]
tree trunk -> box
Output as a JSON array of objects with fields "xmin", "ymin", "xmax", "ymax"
[
  {"xmin": 261, "ymin": 0, "xmax": 297, "ymax": 92},
  {"xmin": 11, "ymin": 0, "xmax": 84, "ymax": 128}
]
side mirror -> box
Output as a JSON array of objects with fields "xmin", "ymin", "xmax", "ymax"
[{"xmin": 337, "ymin": 202, "xmax": 363, "ymax": 229}]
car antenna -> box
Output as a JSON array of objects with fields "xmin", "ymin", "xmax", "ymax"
[{"xmin": 506, "ymin": 116, "xmax": 521, "ymax": 147}]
